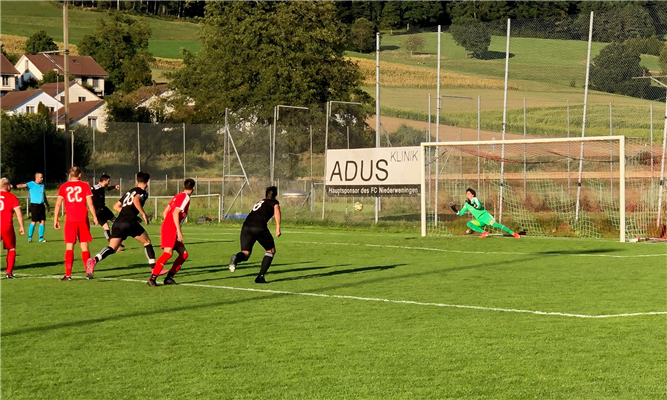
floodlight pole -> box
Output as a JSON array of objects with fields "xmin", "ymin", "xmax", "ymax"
[
  {"xmin": 273, "ymin": 105, "xmax": 309, "ymax": 185},
  {"xmin": 322, "ymin": 100, "xmax": 362, "ymax": 220}
]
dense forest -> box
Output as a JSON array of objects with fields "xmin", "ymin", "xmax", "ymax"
[{"xmin": 65, "ymin": 1, "xmax": 667, "ymax": 33}]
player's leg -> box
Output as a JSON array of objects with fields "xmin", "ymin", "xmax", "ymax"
[
  {"xmin": 2, "ymin": 227, "xmax": 17, "ymax": 278},
  {"xmin": 27, "ymin": 204, "xmax": 36, "ymax": 242},
  {"xmin": 63, "ymin": 242, "xmax": 75, "ymax": 280},
  {"xmin": 488, "ymin": 218, "xmax": 520, "ymax": 238},
  {"xmin": 164, "ymin": 245, "xmax": 188, "ymax": 285},
  {"xmin": 148, "ymin": 247, "xmax": 173, "ymax": 286},
  {"xmin": 133, "ymin": 230, "xmax": 156, "ymax": 267},
  {"xmin": 466, "ymin": 220, "xmax": 485, "ymax": 233},
  {"xmin": 38, "ymin": 220, "xmax": 46, "ymax": 242},
  {"xmin": 255, "ymin": 230, "xmax": 276, "ymax": 284},
  {"xmin": 229, "ymin": 226, "xmax": 254, "ymax": 272}
]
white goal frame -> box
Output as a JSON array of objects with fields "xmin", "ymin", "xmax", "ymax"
[{"xmin": 420, "ymin": 136, "xmax": 626, "ymax": 242}]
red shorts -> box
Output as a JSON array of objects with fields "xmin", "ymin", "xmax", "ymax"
[
  {"xmin": 1, "ymin": 225, "xmax": 16, "ymax": 250},
  {"xmin": 64, "ymin": 219, "xmax": 92, "ymax": 244},
  {"xmin": 160, "ymin": 224, "xmax": 183, "ymax": 250}
]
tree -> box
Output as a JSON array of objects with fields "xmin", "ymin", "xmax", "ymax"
[
  {"xmin": 403, "ymin": 35, "xmax": 425, "ymax": 57},
  {"xmin": 590, "ymin": 42, "xmax": 649, "ymax": 98},
  {"xmin": 449, "ymin": 22, "xmax": 491, "ymax": 59},
  {"xmin": 350, "ymin": 18, "xmax": 376, "ymax": 53},
  {"xmin": 79, "ymin": 14, "xmax": 154, "ymax": 94},
  {"xmin": 1, "ymin": 44, "xmax": 18, "ymax": 64},
  {"xmin": 403, "ymin": 2, "xmax": 444, "ymax": 28},
  {"xmin": 168, "ymin": 2, "xmax": 369, "ymax": 123},
  {"xmin": 25, "ymin": 30, "xmax": 58, "ymax": 53},
  {"xmin": 380, "ymin": 2, "xmax": 402, "ymax": 31}
]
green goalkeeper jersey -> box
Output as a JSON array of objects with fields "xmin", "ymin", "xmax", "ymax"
[{"xmin": 457, "ymin": 197, "xmax": 488, "ymax": 219}]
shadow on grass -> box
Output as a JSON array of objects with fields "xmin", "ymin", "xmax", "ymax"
[
  {"xmin": 538, "ymin": 249, "xmax": 621, "ymax": 255},
  {"xmin": 2, "ymin": 255, "xmax": 535, "ymax": 337},
  {"xmin": 18, "ymin": 261, "xmax": 63, "ymax": 269},
  {"xmin": 183, "ymin": 263, "xmax": 352, "ymax": 283}
]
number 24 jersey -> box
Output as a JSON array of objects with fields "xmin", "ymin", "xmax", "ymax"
[
  {"xmin": 117, "ymin": 187, "xmax": 149, "ymax": 222},
  {"xmin": 57, "ymin": 180, "xmax": 93, "ymax": 222}
]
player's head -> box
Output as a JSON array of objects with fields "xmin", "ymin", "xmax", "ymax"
[
  {"xmin": 69, "ymin": 166, "xmax": 82, "ymax": 179},
  {"xmin": 466, "ymin": 188, "xmax": 476, "ymax": 199},
  {"xmin": 136, "ymin": 172, "xmax": 150, "ymax": 187},
  {"xmin": 99, "ymin": 173, "xmax": 111, "ymax": 186},
  {"xmin": 0, "ymin": 177, "xmax": 10, "ymax": 191},
  {"xmin": 183, "ymin": 178, "xmax": 195, "ymax": 194},
  {"xmin": 34, "ymin": 172, "xmax": 44, "ymax": 183},
  {"xmin": 265, "ymin": 186, "xmax": 278, "ymax": 199}
]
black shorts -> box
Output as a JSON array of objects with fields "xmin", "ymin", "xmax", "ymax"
[
  {"xmin": 110, "ymin": 219, "xmax": 146, "ymax": 241},
  {"xmin": 95, "ymin": 207, "xmax": 116, "ymax": 225},
  {"xmin": 240, "ymin": 225, "xmax": 275, "ymax": 253},
  {"xmin": 29, "ymin": 203, "xmax": 46, "ymax": 222}
]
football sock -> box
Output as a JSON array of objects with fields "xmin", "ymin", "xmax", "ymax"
[
  {"xmin": 149, "ymin": 274, "xmax": 158, "ymax": 282},
  {"xmin": 491, "ymin": 222, "xmax": 514, "ymax": 235},
  {"xmin": 144, "ymin": 244, "xmax": 156, "ymax": 265},
  {"xmin": 6, "ymin": 249, "xmax": 16, "ymax": 275},
  {"xmin": 235, "ymin": 251, "xmax": 247, "ymax": 263},
  {"xmin": 95, "ymin": 246, "xmax": 115, "ymax": 262},
  {"xmin": 152, "ymin": 252, "xmax": 172, "ymax": 276},
  {"xmin": 82, "ymin": 251, "xmax": 90, "ymax": 268},
  {"xmin": 28, "ymin": 223, "xmax": 35, "ymax": 239},
  {"xmin": 103, "ymin": 230, "xmax": 111, "ymax": 241},
  {"xmin": 258, "ymin": 252, "xmax": 274, "ymax": 277},
  {"xmin": 38, "ymin": 224, "xmax": 45, "ymax": 239},
  {"xmin": 168, "ymin": 251, "xmax": 188, "ymax": 276},
  {"xmin": 65, "ymin": 250, "xmax": 74, "ymax": 276},
  {"xmin": 466, "ymin": 221, "xmax": 485, "ymax": 233}
]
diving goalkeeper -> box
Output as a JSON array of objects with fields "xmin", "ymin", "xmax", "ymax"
[{"xmin": 450, "ymin": 188, "xmax": 520, "ymax": 239}]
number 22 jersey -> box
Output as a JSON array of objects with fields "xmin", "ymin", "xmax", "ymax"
[
  {"xmin": 117, "ymin": 187, "xmax": 149, "ymax": 223},
  {"xmin": 57, "ymin": 180, "xmax": 93, "ymax": 222}
]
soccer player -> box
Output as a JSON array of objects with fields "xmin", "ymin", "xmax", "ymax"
[
  {"xmin": 53, "ymin": 167, "xmax": 99, "ymax": 281},
  {"xmin": 91, "ymin": 174, "xmax": 120, "ymax": 243},
  {"xmin": 147, "ymin": 178, "xmax": 195, "ymax": 287},
  {"xmin": 228, "ymin": 186, "xmax": 281, "ymax": 283},
  {"xmin": 450, "ymin": 188, "xmax": 520, "ymax": 239},
  {"xmin": 16, "ymin": 172, "xmax": 50, "ymax": 243},
  {"xmin": 87, "ymin": 172, "xmax": 156, "ymax": 277},
  {"xmin": 1, "ymin": 178, "xmax": 26, "ymax": 278}
]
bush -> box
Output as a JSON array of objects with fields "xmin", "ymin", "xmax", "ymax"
[
  {"xmin": 590, "ymin": 42, "xmax": 649, "ymax": 98},
  {"xmin": 349, "ymin": 18, "xmax": 376, "ymax": 53},
  {"xmin": 624, "ymin": 36, "xmax": 664, "ymax": 56},
  {"xmin": 449, "ymin": 21, "xmax": 491, "ymax": 59}
]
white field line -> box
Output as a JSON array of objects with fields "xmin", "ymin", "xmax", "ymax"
[
  {"xmin": 16, "ymin": 274, "xmax": 667, "ymax": 319},
  {"xmin": 291, "ymin": 241, "xmax": 667, "ymax": 258}
]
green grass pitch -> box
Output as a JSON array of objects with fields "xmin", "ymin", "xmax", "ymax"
[{"xmin": 1, "ymin": 224, "xmax": 666, "ymax": 399}]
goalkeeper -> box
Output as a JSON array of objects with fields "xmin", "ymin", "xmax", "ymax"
[{"xmin": 450, "ymin": 188, "xmax": 520, "ymax": 239}]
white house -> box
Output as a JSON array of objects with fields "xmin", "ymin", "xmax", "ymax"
[
  {"xmin": 1, "ymin": 54, "xmax": 20, "ymax": 97},
  {"xmin": 15, "ymin": 54, "xmax": 109, "ymax": 96},
  {"xmin": 0, "ymin": 89, "xmax": 63, "ymax": 115},
  {"xmin": 54, "ymin": 100, "xmax": 108, "ymax": 132},
  {"xmin": 40, "ymin": 80, "xmax": 101, "ymax": 104}
]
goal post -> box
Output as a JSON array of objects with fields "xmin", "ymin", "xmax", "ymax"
[{"xmin": 419, "ymin": 136, "xmax": 663, "ymax": 242}]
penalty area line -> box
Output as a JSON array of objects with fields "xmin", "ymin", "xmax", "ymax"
[{"xmin": 15, "ymin": 273, "xmax": 667, "ymax": 319}]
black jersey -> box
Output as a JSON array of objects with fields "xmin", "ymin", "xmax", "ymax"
[
  {"xmin": 244, "ymin": 198, "xmax": 279, "ymax": 228},
  {"xmin": 91, "ymin": 184, "xmax": 110, "ymax": 210},
  {"xmin": 116, "ymin": 187, "xmax": 149, "ymax": 222}
]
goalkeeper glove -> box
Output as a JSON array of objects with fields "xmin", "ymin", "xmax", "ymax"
[{"xmin": 449, "ymin": 203, "xmax": 458, "ymax": 213}]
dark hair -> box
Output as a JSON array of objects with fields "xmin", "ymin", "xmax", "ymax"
[
  {"xmin": 100, "ymin": 174, "xmax": 111, "ymax": 182},
  {"xmin": 69, "ymin": 166, "xmax": 82, "ymax": 177},
  {"xmin": 265, "ymin": 186, "xmax": 278, "ymax": 199},
  {"xmin": 184, "ymin": 178, "xmax": 196, "ymax": 190},
  {"xmin": 466, "ymin": 188, "xmax": 476, "ymax": 197},
  {"xmin": 136, "ymin": 172, "xmax": 151, "ymax": 183}
]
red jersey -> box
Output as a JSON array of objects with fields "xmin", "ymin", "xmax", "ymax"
[
  {"xmin": 163, "ymin": 192, "xmax": 191, "ymax": 229},
  {"xmin": 1, "ymin": 190, "xmax": 21, "ymax": 227},
  {"xmin": 58, "ymin": 180, "xmax": 93, "ymax": 222}
]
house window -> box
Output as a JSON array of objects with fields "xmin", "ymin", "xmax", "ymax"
[
  {"xmin": 48, "ymin": 107, "xmax": 55, "ymax": 113},
  {"xmin": 78, "ymin": 96, "xmax": 86, "ymax": 102},
  {"xmin": 2, "ymin": 76, "xmax": 8, "ymax": 86},
  {"xmin": 26, "ymin": 106, "xmax": 35, "ymax": 114},
  {"xmin": 60, "ymin": 96, "xmax": 65, "ymax": 103},
  {"xmin": 93, "ymin": 78, "xmax": 99, "ymax": 88},
  {"xmin": 88, "ymin": 117, "xmax": 98, "ymax": 130}
]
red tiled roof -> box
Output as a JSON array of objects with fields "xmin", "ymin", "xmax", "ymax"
[
  {"xmin": 39, "ymin": 80, "xmax": 76, "ymax": 97},
  {"xmin": 130, "ymin": 83, "xmax": 170, "ymax": 104},
  {"xmin": 54, "ymin": 100, "xmax": 104, "ymax": 122},
  {"xmin": 1, "ymin": 54, "xmax": 20, "ymax": 75},
  {"xmin": 25, "ymin": 54, "xmax": 109, "ymax": 78},
  {"xmin": 0, "ymin": 89, "xmax": 43, "ymax": 111}
]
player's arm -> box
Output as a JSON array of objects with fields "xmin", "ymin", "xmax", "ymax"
[
  {"xmin": 14, "ymin": 206, "xmax": 25, "ymax": 235},
  {"xmin": 113, "ymin": 200, "xmax": 122, "ymax": 213},
  {"xmin": 449, "ymin": 202, "xmax": 459, "ymax": 213},
  {"xmin": 133, "ymin": 194, "xmax": 149, "ymax": 225},
  {"xmin": 274, "ymin": 204, "xmax": 281, "ymax": 237},
  {"xmin": 86, "ymin": 196, "xmax": 99, "ymax": 225},
  {"xmin": 43, "ymin": 192, "xmax": 51, "ymax": 211},
  {"xmin": 16, "ymin": 183, "xmax": 27, "ymax": 189},
  {"xmin": 53, "ymin": 196, "xmax": 63, "ymax": 229},
  {"xmin": 162, "ymin": 205, "xmax": 170, "ymax": 221},
  {"xmin": 455, "ymin": 202, "xmax": 468, "ymax": 216},
  {"xmin": 172, "ymin": 207, "xmax": 183, "ymax": 242}
]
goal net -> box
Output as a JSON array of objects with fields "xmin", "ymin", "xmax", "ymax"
[{"xmin": 420, "ymin": 136, "xmax": 666, "ymax": 242}]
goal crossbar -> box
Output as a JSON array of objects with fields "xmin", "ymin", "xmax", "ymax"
[{"xmin": 420, "ymin": 136, "xmax": 627, "ymax": 242}]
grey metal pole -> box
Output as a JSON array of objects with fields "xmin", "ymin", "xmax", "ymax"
[
  {"xmin": 137, "ymin": 122, "xmax": 141, "ymax": 171},
  {"xmin": 477, "ymin": 95, "xmax": 481, "ymax": 191},
  {"xmin": 657, "ymin": 95, "xmax": 667, "ymax": 228},
  {"xmin": 576, "ymin": 11, "xmax": 594, "ymax": 221},
  {"xmin": 567, "ymin": 100, "xmax": 571, "ymax": 194},
  {"xmin": 523, "ymin": 97, "xmax": 527, "ymax": 201},
  {"xmin": 434, "ymin": 25, "xmax": 441, "ymax": 227},
  {"xmin": 92, "ymin": 125, "xmax": 96, "ymax": 180},
  {"xmin": 183, "ymin": 123, "xmax": 186, "ymax": 179},
  {"xmin": 609, "ymin": 102, "xmax": 613, "ymax": 200},
  {"xmin": 375, "ymin": 31, "xmax": 381, "ymax": 224},
  {"xmin": 322, "ymin": 101, "xmax": 330, "ymax": 220},
  {"xmin": 310, "ymin": 125, "xmax": 314, "ymax": 213},
  {"xmin": 499, "ymin": 18, "xmax": 511, "ymax": 223}
]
